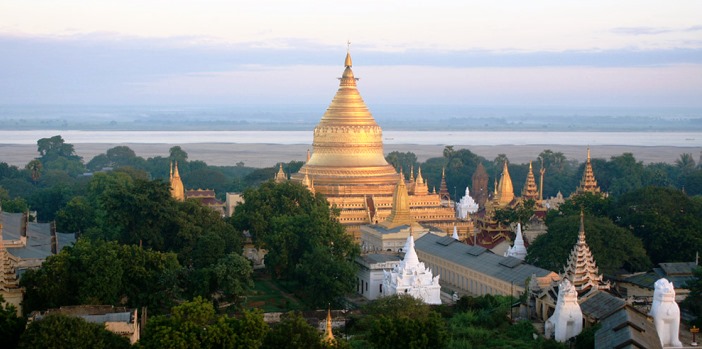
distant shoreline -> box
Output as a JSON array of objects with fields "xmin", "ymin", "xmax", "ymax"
[{"xmin": 0, "ymin": 143, "xmax": 698, "ymax": 168}]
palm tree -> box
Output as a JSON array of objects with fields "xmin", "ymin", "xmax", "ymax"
[
  {"xmin": 26, "ymin": 159, "xmax": 42, "ymax": 184},
  {"xmin": 675, "ymin": 153, "xmax": 696, "ymax": 173}
]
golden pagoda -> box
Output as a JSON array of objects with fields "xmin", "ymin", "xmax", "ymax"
[
  {"xmin": 380, "ymin": 171, "xmax": 418, "ymax": 230},
  {"xmin": 493, "ymin": 161, "xmax": 515, "ymax": 207},
  {"xmin": 291, "ymin": 50, "xmax": 469, "ymax": 241},
  {"xmin": 169, "ymin": 161, "xmax": 185, "ymax": 201},
  {"xmin": 522, "ymin": 161, "xmax": 539, "ymax": 200},
  {"xmin": 573, "ymin": 148, "xmax": 602, "ymax": 196}
]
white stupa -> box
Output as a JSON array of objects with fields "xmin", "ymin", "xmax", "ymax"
[
  {"xmin": 504, "ymin": 223, "xmax": 527, "ymax": 260},
  {"xmin": 383, "ymin": 231, "xmax": 442, "ymax": 304},
  {"xmin": 456, "ymin": 187, "xmax": 479, "ymax": 219}
]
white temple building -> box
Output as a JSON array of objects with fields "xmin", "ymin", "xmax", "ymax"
[
  {"xmin": 504, "ymin": 223, "xmax": 527, "ymax": 260},
  {"xmin": 456, "ymin": 187, "xmax": 479, "ymax": 219},
  {"xmin": 383, "ymin": 232, "xmax": 442, "ymax": 304}
]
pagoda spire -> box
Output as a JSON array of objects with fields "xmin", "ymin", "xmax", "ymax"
[
  {"xmin": 522, "ymin": 161, "xmax": 539, "ymax": 200},
  {"xmin": 563, "ymin": 210, "xmax": 610, "ymax": 296},
  {"xmin": 169, "ymin": 161, "xmax": 185, "ymax": 201},
  {"xmin": 380, "ymin": 170, "xmax": 414, "ymax": 229},
  {"xmin": 274, "ymin": 163, "xmax": 287, "ymax": 183},
  {"xmin": 439, "ymin": 168, "xmax": 450, "ymax": 202},
  {"xmin": 414, "ymin": 166, "xmax": 428, "ymax": 196},
  {"xmin": 494, "ymin": 161, "xmax": 514, "ymax": 206},
  {"xmin": 574, "ymin": 147, "xmax": 601, "ymax": 195},
  {"xmin": 505, "ymin": 223, "xmax": 527, "ymax": 260},
  {"xmin": 323, "ymin": 305, "xmax": 335, "ymax": 343},
  {"xmin": 302, "ymin": 168, "xmax": 315, "ymax": 194}
]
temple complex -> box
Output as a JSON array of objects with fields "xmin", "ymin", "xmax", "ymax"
[
  {"xmin": 291, "ymin": 51, "xmax": 470, "ymax": 241},
  {"xmin": 573, "ymin": 148, "xmax": 602, "ymax": 196},
  {"xmin": 472, "ymin": 160, "xmax": 548, "ymax": 253}
]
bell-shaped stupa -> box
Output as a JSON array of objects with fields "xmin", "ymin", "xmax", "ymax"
[{"xmin": 293, "ymin": 51, "xmax": 399, "ymax": 195}]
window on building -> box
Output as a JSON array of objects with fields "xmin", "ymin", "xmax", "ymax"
[{"xmin": 379, "ymin": 284, "xmax": 383, "ymax": 294}]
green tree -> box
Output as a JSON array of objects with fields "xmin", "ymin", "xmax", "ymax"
[
  {"xmin": 262, "ymin": 312, "xmax": 323, "ymax": 349},
  {"xmin": 21, "ymin": 239, "xmax": 182, "ymax": 314},
  {"xmin": 527, "ymin": 214, "xmax": 651, "ymax": 275},
  {"xmin": 494, "ymin": 199, "xmax": 536, "ymax": 228},
  {"xmin": 25, "ymin": 159, "xmax": 42, "ymax": 184},
  {"xmin": 56, "ymin": 196, "xmax": 95, "ymax": 235},
  {"xmin": 675, "ymin": 153, "xmax": 696, "ymax": 173},
  {"xmin": 0, "ymin": 188, "xmax": 29, "ymax": 213},
  {"xmin": 385, "ymin": 151, "xmax": 418, "ymax": 174},
  {"xmin": 140, "ymin": 297, "xmax": 269, "ymax": 349},
  {"xmin": 18, "ymin": 313, "xmax": 130, "ymax": 349},
  {"xmin": 0, "ymin": 295, "xmax": 26, "ymax": 349},
  {"xmin": 611, "ymin": 186, "xmax": 702, "ymax": 264},
  {"xmin": 36, "ymin": 135, "xmax": 85, "ymax": 176},
  {"xmin": 361, "ymin": 295, "xmax": 448, "ymax": 349},
  {"xmin": 231, "ymin": 181, "xmax": 359, "ymax": 307}
]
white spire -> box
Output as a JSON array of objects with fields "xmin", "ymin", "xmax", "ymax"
[
  {"xmin": 505, "ymin": 223, "xmax": 527, "ymax": 260},
  {"xmin": 452, "ymin": 224, "xmax": 459, "ymax": 240},
  {"xmin": 402, "ymin": 229, "xmax": 420, "ymax": 269}
]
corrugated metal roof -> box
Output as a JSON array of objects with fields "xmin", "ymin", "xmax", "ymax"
[
  {"xmin": 415, "ymin": 233, "xmax": 553, "ymax": 285},
  {"xmin": 1, "ymin": 212, "xmax": 75, "ymax": 260},
  {"xmin": 595, "ymin": 305, "xmax": 661, "ymax": 349},
  {"xmin": 580, "ymin": 291, "xmax": 626, "ymax": 321}
]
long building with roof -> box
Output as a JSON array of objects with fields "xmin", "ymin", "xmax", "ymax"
[{"xmin": 414, "ymin": 232, "xmax": 559, "ymax": 297}]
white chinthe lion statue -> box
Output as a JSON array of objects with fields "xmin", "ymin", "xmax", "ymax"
[
  {"xmin": 649, "ymin": 278, "xmax": 682, "ymax": 347},
  {"xmin": 545, "ymin": 278, "xmax": 583, "ymax": 342}
]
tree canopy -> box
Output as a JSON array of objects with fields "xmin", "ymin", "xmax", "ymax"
[
  {"xmin": 610, "ymin": 186, "xmax": 702, "ymax": 264},
  {"xmin": 230, "ymin": 181, "xmax": 359, "ymax": 307},
  {"xmin": 17, "ymin": 313, "xmax": 130, "ymax": 349}
]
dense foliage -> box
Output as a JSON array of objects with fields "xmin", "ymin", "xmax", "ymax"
[
  {"xmin": 231, "ymin": 181, "xmax": 359, "ymax": 307},
  {"xmin": 18, "ymin": 313, "xmax": 130, "ymax": 349}
]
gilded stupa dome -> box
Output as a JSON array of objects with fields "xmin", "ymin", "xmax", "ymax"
[{"xmin": 292, "ymin": 51, "xmax": 399, "ymax": 195}]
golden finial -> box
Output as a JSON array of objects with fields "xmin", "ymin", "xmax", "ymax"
[
  {"xmin": 587, "ymin": 147, "xmax": 591, "ymax": 162},
  {"xmin": 344, "ymin": 41, "xmax": 352, "ymax": 67}
]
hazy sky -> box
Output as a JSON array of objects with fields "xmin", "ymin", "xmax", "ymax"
[{"xmin": 1, "ymin": 1, "xmax": 701, "ymax": 108}]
